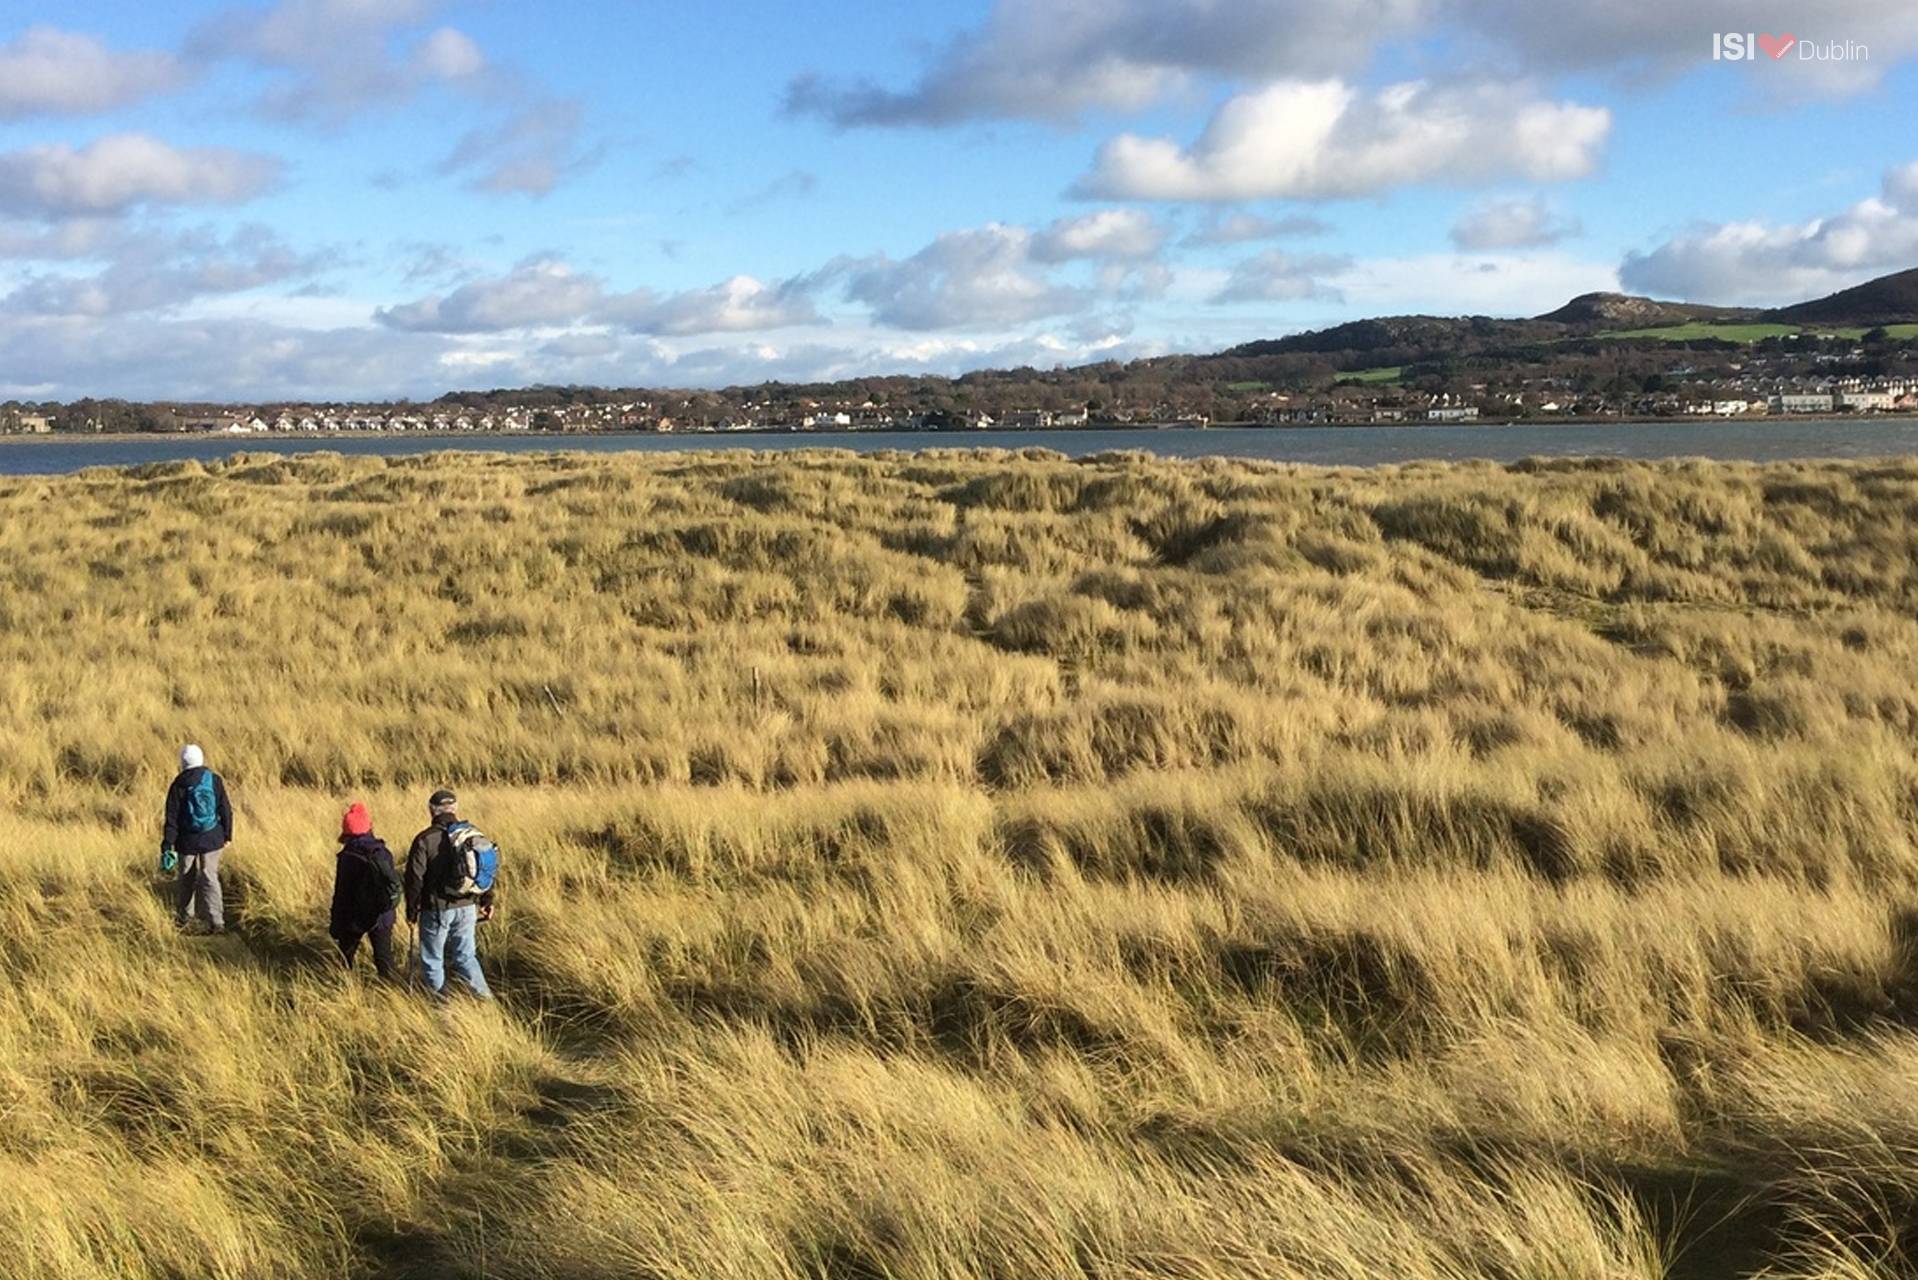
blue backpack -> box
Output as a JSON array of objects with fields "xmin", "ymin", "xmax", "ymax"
[
  {"xmin": 437, "ymin": 821, "xmax": 500, "ymax": 897},
  {"xmin": 184, "ymin": 771, "xmax": 221, "ymax": 835}
]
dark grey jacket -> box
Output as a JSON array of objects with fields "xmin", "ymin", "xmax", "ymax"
[{"xmin": 161, "ymin": 766, "xmax": 233, "ymax": 856}]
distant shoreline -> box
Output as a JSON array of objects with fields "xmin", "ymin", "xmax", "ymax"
[{"xmin": 4, "ymin": 413, "xmax": 1913, "ymax": 447}]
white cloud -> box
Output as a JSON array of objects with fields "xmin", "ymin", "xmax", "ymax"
[
  {"xmin": 1618, "ymin": 161, "xmax": 1918, "ymax": 305},
  {"xmin": 0, "ymin": 310, "xmax": 467, "ymax": 401},
  {"xmin": 412, "ymin": 26, "xmax": 484, "ymax": 80},
  {"xmin": 192, "ymin": 0, "xmax": 595, "ymax": 197},
  {"xmin": 1335, "ymin": 250, "xmax": 1620, "ymax": 316},
  {"xmin": 192, "ymin": 0, "xmax": 478, "ymax": 123},
  {"xmin": 374, "ymin": 256, "xmax": 603, "ymax": 333},
  {"xmin": 1449, "ymin": 196, "xmax": 1581, "ymax": 250},
  {"xmin": 785, "ymin": 0, "xmax": 1423, "ymax": 126},
  {"xmin": 2, "ymin": 224, "xmax": 336, "ymax": 318},
  {"xmin": 602, "ymin": 276, "xmax": 821, "ymax": 336},
  {"xmin": 1076, "ymin": 78, "xmax": 1611, "ymax": 201},
  {"xmin": 0, "ymin": 26, "xmax": 186, "ymax": 119},
  {"xmin": 838, "ymin": 224, "xmax": 1090, "ymax": 330},
  {"xmin": 0, "ymin": 216, "xmax": 143, "ymax": 261},
  {"xmin": 784, "ymin": 0, "xmax": 1918, "ymax": 132},
  {"xmin": 1452, "ymin": 0, "xmax": 1918, "ymax": 97},
  {"xmin": 1183, "ymin": 212, "xmax": 1331, "ymax": 247},
  {"xmin": 0, "ymin": 135, "xmax": 281, "ymax": 217},
  {"xmin": 439, "ymin": 99, "xmax": 599, "ymax": 196},
  {"xmin": 375, "ymin": 258, "xmax": 820, "ymax": 336},
  {"xmin": 1211, "ymin": 251, "xmax": 1352, "ymax": 303},
  {"xmin": 1031, "ymin": 209, "xmax": 1168, "ymax": 262}
]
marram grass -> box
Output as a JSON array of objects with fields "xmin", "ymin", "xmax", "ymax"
[{"xmin": 3, "ymin": 446, "xmax": 1918, "ymax": 1277}]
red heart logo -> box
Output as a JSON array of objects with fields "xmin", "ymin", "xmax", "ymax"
[{"xmin": 1757, "ymin": 32, "xmax": 1796, "ymax": 59}]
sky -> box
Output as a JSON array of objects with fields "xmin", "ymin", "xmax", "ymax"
[{"xmin": 2, "ymin": 1, "xmax": 1918, "ymax": 403}]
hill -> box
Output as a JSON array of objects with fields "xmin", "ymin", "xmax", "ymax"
[
  {"xmin": 1218, "ymin": 269, "xmax": 1918, "ymax": 364},
  {"xmin": 1535, "ymin": 291, "xmax": 1755, "ymax": 327},
  {"xmin": 1769, "ymin": 266, "xmax": 1918, "ymax": 324}
]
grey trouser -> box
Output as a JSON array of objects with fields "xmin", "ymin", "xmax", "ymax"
[{"xmin": 176, "ymin": 848, "xmax": 225, "ymax": 928}]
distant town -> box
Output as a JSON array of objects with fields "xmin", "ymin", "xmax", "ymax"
[
  {"xmin": 5, "ymin": 371, "xmax": 1916, "ymax": 440},
  {"xmin": 8, "ymin": 271, "xmax": 1918, "ymax": 436}
]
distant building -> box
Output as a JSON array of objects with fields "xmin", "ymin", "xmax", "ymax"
[
  {"xmin": 1426, "ymin": 406, "xmax": 1480, "ymax": 422},
  {"xmin": 1774, "ymin": 393, "xmax": 1835, "ymax": 413},
  {"xmin": 1839, "ymin": 390, "xmax": 1896, "ymax": 412}
]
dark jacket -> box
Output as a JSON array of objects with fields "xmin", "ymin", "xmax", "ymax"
[
  {"xmin": 331, "ymin": 834, "xmax": 400, "ymax": 939},
  {"xmin": 161, "ymin": 766, "xmax": 233, "ymax": 856},
  {"xmin": 405, "ymin": 813, "xmax": 495, "ymax": 920}
]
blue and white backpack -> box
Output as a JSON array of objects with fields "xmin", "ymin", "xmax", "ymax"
[{"xmin": 437, "ymin": 821, "xmax": 500, "ymax": 897}]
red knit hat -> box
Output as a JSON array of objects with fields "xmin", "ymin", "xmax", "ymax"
[{"xmin": 341, "ymin": 803, "xmax": 373, "ymax": 838}]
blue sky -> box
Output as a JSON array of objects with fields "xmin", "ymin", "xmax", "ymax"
[{"xmin": 3, "ymin": 0, "xmax": 1917, "ymax": 401}]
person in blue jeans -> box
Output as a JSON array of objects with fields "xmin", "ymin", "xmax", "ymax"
[{"xmin": 403, "ymin": 789, "xmax": 495, "ymax": 1000}]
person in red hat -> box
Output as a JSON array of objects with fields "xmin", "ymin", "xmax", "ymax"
[{"xmin": 329, "ymin": 802, "xmax": 402, "ymax": 979}]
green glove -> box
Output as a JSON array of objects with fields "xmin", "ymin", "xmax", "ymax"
[{"xmin": 159, "ymin": 848, "xmax": 179, "ymax": 874}]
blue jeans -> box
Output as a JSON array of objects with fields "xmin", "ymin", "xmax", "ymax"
[{"xmin": 417, "ymin": 904, "xmax": 493, "ymax": 999}]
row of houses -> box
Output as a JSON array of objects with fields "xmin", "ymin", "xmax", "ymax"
[
  {"xmin": 212, "ymin": 409, "xmax": 540, "ymax": 433},
  {"xmin": 1680, "ymin": 389, "xmax": 1918, "ymax": 415}
]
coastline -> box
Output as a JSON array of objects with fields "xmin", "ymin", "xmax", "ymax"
[{"xmin": 4, "ymin": 412, "xmax": 1915, "ymax": 447}]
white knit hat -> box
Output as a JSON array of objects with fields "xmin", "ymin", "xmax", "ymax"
[{"xmin": 180, "ymin": 743, "xmax": 205, "ymax": 770}]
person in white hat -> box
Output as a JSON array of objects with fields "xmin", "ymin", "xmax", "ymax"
[{"xmin": 160, "ymin": 743, "xmax": 233, "ymax": 933}]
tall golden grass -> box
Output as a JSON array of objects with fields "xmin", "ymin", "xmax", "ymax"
[{"xmin": 4, "ymin": 446, "xmax": 1918, "ymax": 1277}]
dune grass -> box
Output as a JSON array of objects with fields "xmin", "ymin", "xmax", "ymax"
[{"xmin": 5, "ymin": 446, "xmax": 1918, "ymax": 1277}]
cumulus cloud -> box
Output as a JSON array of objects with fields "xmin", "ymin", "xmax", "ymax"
[
  {"xmin": 786, "ymin": 0, "xmax": 1918, "ymax": 132},
  {"xmin": 786, "ymin": 0, "xmax": 1421, "ymax": 127},
  {"xmin": 375, "ymin": 257, "xmax": 820, "ymax": 336},
  {"xmin": 1449, "ymin": 196, "xmax": 1581, "ymax": 250},
  {"xmin": 439, "ymin": 99, "xmax": 600, "ymax": 196},
  {"xmin": 838, "ymin": 224, "xmax": 1090, "ymax": 330},
  {"xmin": 1076, "ymin": 78, "xmax": 1610, "ymax": 201},
  {"xmin": 1211, "ymin": 250, "xmax": 1352, "ymax": 303},
  {"xmin": 375, "ymin": 256, "xmax": 603, "ymax": 333},
  {"xmin": 0, "ymin": 310, "xmax": 467, "ymax": 401},
  {"xmin": 1183, "ymin": 212, "xmax": 1331, "ymax": 247},
  {"xmin": 0, "ymin": 216, "xmax": 145, "ymax": 261},
  {"xmin": 191, "ymin": 0, "xmax": 483, "ymax": 124},
  {"xmin": 602, "ymin": 276, "xmax": 821, "ymax": 336},
  {"xmin": 0, "ymin": 26, "xmax": 187, "ymax": 119},
  {"xmin": 412, "ymin": 26, "xmax": 485, "ymax": 80},
  {"xmin": 1031, "ymin": 209, "xmax": 1168, "ymax": 261},
  {"xmin": 0, "ymin": 134, "xmax": 281, "ymax": 217},
  {"xmin": 1618, "ymin": 162, "xmax": 1918, "ymax": 305},
  {"xmin": 1454, "ymin": 0, "xmax": 1918, "ymax": 97},
  {"xmin": 2, "ymin": 224, "xmax": 337, "ymax": 318}
]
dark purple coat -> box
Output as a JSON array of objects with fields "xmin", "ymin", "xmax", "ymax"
[{"xmin": 330, "ymin": 834, "xmax": 400, "ymax": 938}]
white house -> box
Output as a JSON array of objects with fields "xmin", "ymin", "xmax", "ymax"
[
  {"xmin": 1774, "ymin": 393, "xmax": 1835, "ymax": 413},
  {"xmin": 1839, "ymin": 390, "xmax": 1896, "ymax": 411}
]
